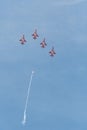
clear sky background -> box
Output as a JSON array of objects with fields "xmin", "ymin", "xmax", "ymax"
[{"xmin": 0, "ymin": 0, "xmax": 87, "ymax": 130}]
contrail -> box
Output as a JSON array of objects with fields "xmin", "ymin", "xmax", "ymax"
[{"xmin": 22, "ymin": 70, "xmax": 35, "ymax": 125}]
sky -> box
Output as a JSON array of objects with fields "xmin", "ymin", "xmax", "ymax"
[{"xmin": 0, "ymin": 0, "xmax": 87, "ymax": 130}]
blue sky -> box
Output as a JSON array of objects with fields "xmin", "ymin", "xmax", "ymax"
[{"xmin": 0, "ymin": 0, "xmax": 87, "ymax": 130}]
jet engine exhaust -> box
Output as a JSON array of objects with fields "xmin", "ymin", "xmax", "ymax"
[{"xmin": 22, "ymin": 70, "xmax": 35, "ymax": 125}]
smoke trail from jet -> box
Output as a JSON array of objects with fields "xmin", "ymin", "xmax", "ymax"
[{"xmin": 22, "ymin": 71, "xmax": 35, "ymax": 125}]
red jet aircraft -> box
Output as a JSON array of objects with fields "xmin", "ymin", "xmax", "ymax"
[
  {"xmin": 40, "ymin": 38, "xmax": 47, "ymax": 48},
  {"xmin": 32, "ymin": 29, "xmax": 39, "ymax": 39},
  {"xmin": 49, "ymin": 47, "xmax": 56, "ymax": 56},
  {"xmin": 19, "ymin": 35, "xmax": 27, "ymax": 44}
]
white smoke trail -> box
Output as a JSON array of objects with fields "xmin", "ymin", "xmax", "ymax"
[{"xmin": 22, "ymin": 70, "xmax": 35, "ymax": 125}]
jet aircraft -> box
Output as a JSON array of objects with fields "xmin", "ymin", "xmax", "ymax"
[
  {"xmin": 49, "ymin": 47, "xmax": 56, "ymax": 56},
  {"xmin": 32, "ymin": 29, "xmax": 39, "ymax": 39},
  {"xmin": 40, "ymin": 38, "xmax": 47, "ymax": 48},
  {"xmin": 19, "ymin": 35, "xmax": 27, "ymax": 44}
]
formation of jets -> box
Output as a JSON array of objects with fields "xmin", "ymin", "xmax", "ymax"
[{"xmin": 19, "ymin": 29, "xmax": 56, "ymax": 57}]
